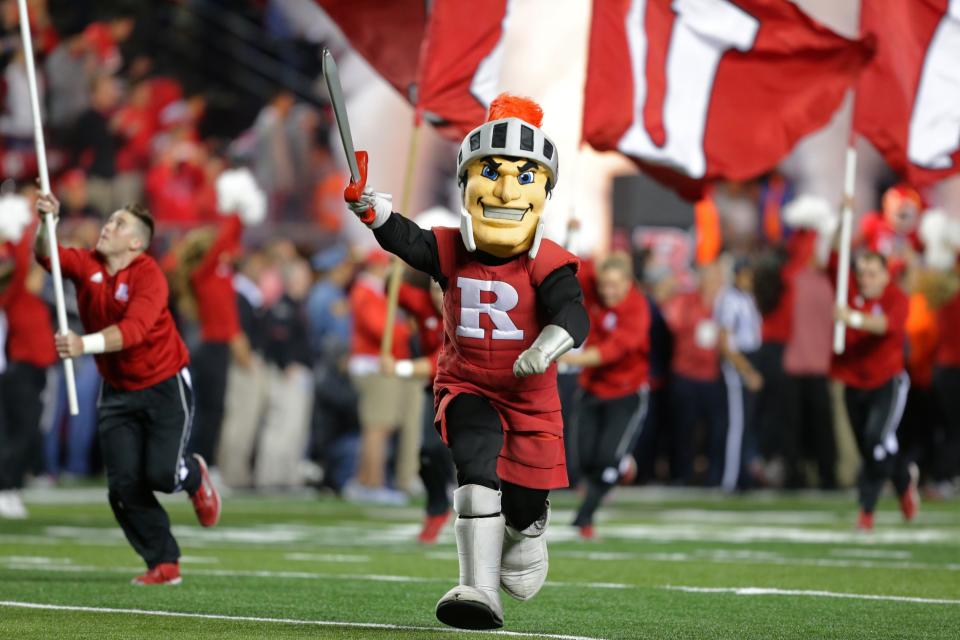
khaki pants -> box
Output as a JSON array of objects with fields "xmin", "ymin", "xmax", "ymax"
[
  {"xmin": 255, "ymin": 364, "xmax": 314, "ymax": 488},
  {"xmin": 217, "ymin": 355, "xmax": 268, "ymax": 488},
  {"xmin": 830, "ymin": 379, "xmax": 861, "ymax": 488},
  {"xmin": 351, "ymin": 373, "xmax": 424, "ymax": 491}
]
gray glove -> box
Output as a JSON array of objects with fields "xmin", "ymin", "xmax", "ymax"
[
  {"xmin": 347, "ymin": 186, "xmax": 393, "ymax": 229},
  {"xmin": 513, "ymin": 325, "xmax": 574, "ymax": 378}
]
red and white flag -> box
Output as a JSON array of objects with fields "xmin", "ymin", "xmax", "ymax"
[
  {"xmin": 854, "ymin": 0, "xmax": 960, "ymax": 188},
  {"xmin": 315, "ymin": 0, "xmax": 426, "ymax": 100},
  {"xmin": 583, "ymin": 0, "xmax": 872, "ymax": 197},
  {"xmin": 415, "ymin": 0, "xmax": 511, "ymax": 140}
]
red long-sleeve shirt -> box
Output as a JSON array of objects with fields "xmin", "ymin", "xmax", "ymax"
[
  {"xmin": 349, "ymin": 275, "xmax": 411, "ymax": 359},
  {"xmin": 664, "ymin": 291, "xmax": 719, "ymax": 382},
  {"xmin": 0, "ymin": 224, "xmax": 57, "ymax": 368},
  {"xmin": 398, "ymin": 282, "xmax": 441, "ymax": 376},
  {"xmin": 828, "ymin": 256, "xmax": 909, "ymax": 389},
  {"xmin": 937, "ymin": 288, "xmax": 960, "ymax": 368},
  {"xmin": 39, "ymin": 246, "xmax": 189, "ymax": 390},
  {"xmin": 578, "ymin": 285, "xmax": 650, "ymax": 399},
  {"xmin": 191, "ymin": 215, "xmax": 242, "ymax": 343}
]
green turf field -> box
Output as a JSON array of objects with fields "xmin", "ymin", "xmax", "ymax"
[{"xmin": 1, "ymin": 487, "xmax": 958, "ymax": 639}]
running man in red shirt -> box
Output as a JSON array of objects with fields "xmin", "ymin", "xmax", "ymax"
[
  {"xmin": 345, "ymin": 94, "xmax": 588, "ymax": 630},
  {"xmin": 35, "ymin": 193, "xmax": 221, "ymax": 585},
  {"xmin": 832, "ymin": 251, "xmax": 915, "ymax": 530},
  {"xmin": 560, "ymin": 253, "xmax": 650, "ymax": 539}
]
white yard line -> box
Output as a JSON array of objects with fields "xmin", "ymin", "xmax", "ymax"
[
  {"xmin": 0, "ymin": 562, "xmax": 632, "ymax": 590},
  {"xmin": 664, "ymin": 586, "xmax": 960, "ymax": 605},
  {"xmin": 0, "ymin": 600, "xmax": 606, "ymax": 640},
  {"xmin": 284, "ymin": 553, "xmax": 370, "ymax": 563}
]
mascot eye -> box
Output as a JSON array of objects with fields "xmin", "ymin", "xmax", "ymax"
[
  {"xmin": 517, "ymin": 171, "xmax": 535, "ymax": 185},
  {"xmin": 481, "ymin": 165, "xmax": 499, "ymax": 180}
]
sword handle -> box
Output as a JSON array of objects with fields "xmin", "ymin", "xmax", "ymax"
[{"xmin": 343, "ymin": 150, "xmax": 375, "ymax": 225}]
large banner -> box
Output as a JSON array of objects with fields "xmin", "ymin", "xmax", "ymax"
[
  {"xmin": 583, "ymin": 0, "xmax": 872, "ymax": 197},
  {"xmin": 854, "ymin": 0, "xmax": 960, "ymax": 188}
]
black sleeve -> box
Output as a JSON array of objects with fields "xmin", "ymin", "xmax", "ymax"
[
  {"xmin": 536, "ymin": 265, "xmax": 590, "ymax": 347},
  {"xmin": 372, "ymin": 212, "xmax": 446, "ymax": 286}
]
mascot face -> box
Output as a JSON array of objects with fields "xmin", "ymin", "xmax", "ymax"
[{"xmin": 463, "ymin": 155, "xmax": 549, "ymax": 258}]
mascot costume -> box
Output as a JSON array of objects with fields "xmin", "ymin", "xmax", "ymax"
[{"xmin": 344, "ymin": 94, "xmax": 589, "ymax": 630}]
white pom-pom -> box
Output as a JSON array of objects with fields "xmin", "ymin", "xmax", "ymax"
[
  {"xmin": 0, "ymin": 194, "xmax": 33, "ymax": 243},
  {"xmin": 920, "ymin": 209, "xmax": 958, "ymax": 270},
  {"xmin": 216, "ymin": 168, "xmax": 267, "ymax": 226},
  {"xmin": 414, "ymin": 206, "xmax": 458, "ymax": 230},
  {"xmin": 783, "ymin": 195, "xmax": 833, "ymax": 230}
]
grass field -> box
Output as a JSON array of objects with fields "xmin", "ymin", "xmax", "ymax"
[{"xmin": 1, "ymin": 486, "xmax": 958, "ymax": 639}]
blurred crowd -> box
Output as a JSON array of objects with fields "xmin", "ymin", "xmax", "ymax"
[{"xmin": 0, "ymin": 1, "xmax": 958, "ymax": 522}]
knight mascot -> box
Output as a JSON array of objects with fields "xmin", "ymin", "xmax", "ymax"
[{"xmin": 342, "ymin": 93, "xmax": 589, "ymax": 630}]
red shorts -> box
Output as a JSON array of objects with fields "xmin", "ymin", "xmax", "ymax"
[{"xmin": 435, "ymin": 384, "xmax": 568, "ymax": 490}]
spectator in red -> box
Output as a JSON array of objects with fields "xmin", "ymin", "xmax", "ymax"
[
  {"xmin": 57, "ymin": 169, "xmax": 101, "ymax": 219},
  {"xmin": 859, "ymin": 184, "xmax": 923, "ymax": 280},
  {"xmin": 561, "ymin": 253, "xmax": 650, "ymax": 539},
  {"xmin": 780, "ymin": 229, "xmax": 837, "ymax": 489},
  {"xmin": 388, "ymin": 274, "xmax": 452, "ymax": 542},
  {"xmin": 832, "ymin": 251, "xmax": 915, "ymax": 531},
  {"xmin": 0, "ymin": 192, "xmax": 56, "ymax": 519},
  {"xmin": 663, "ymin": 261, "xmax": 726, "ymax": 485},
  {"xmin": 173, "ymin": 168, "xmax": 265, "ymax": 478},
  {"xmin": 932, "ymin": 279, "xmax": 960, "ymax": 493},
  {"xmin": 346, "ymin": 249, "xmax": 421, "ymax": 503}
]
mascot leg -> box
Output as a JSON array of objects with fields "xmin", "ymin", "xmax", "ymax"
[
  {"xmin": 501, "ymin": 500, "xmax": 550, "ymax": 601},
  {"xmin": 435, "ymin": 484, "xmax": 505, "ymax": 629}
]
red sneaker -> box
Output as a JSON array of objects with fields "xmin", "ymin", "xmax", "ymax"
[
  {"xmin": 856, "ymin": 510, "xmax": 874, "ymax": 532},
  {"xmin": 578, "ymin": 524, "xmax": 596, "ymax": 540},
  {"xmin": 417, "ymin": 511, "xmax": 451, "ymax": 544},
  {"xmin": 899, "ymin": 463, "xmax": 920, "ymax": 522},
  {"xmin": 131, "ymin": 562, "xmax": 181, "ymax": 585},
  {"xmin": 618, "ymin": 454, "xmax": 638, "ymax": 486},
  {"xmin": 189, "ymin": 454, "xmax": 221, "ymax": 527}
]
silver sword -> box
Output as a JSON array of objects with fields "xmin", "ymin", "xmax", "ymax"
[{"xmin": 321, "ymin": 48, "xmax": 362, "ymax": 183}]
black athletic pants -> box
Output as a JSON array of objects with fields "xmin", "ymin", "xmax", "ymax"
[
  {"xmin": 187, "ymin": 341, "xmax": 230, "ymax": 465},
  {"xmin": 670, "ymin": 374, "xmax": 726, "ymax": 485},
  {"xmin": 444, "ymin": 393, "xmax": 548, "ymax": 531},
  {"xmin": 0, "ymin": 361, "xmax": 48, "ymax": 490},
  {"xmin": 782, "ymin": 374, "xmax": 836, "ymax": 489},
  {"xmin": 420, "ymin": 389, "xmax": 454, "ymax": 517},
  {"xmin": 844, "ymin": 372, "xmax": 911, "ymax": 514},
  {"xmin": 572, "ymin": 389, "xmax": 648, "ymax": 527},
  {"xmin": 932, "ymin": 366, "xmax": 960, "ymax": 481},
  {"xmin": 99, "ymin": 369, "xmax": 201, "ymax": 568}
]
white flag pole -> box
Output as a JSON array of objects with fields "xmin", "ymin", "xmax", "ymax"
[
  {"xmin": 17, "ymin": 0, "xmax": 79, "ymax": 415},
  {"xmin": 833, "ymin": 145, "xmax": 858, "ymax": 355}
]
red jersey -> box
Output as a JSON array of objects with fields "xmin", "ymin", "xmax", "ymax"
[
  {"xmin": 191, "ymin": 215, "xmax": 242, "ymax": 343},
  {"xmin": 578, "ymin": 285, "xmax": 650, "ymax": 399},
  {"xmin": 937, "ymin": 288, "xmax": 960, "ymax": 368},
  {"xmin": 663, "ymin": 291, "xmax": 719, "ymax": 382},
  {"xmin": 349, "ymin": 274, "xmax": 411, "ymax": 359},
  {"xmin": 398, "ymin": 282, "xmax": 442, "ymax": 377},
  {"xmin": 432, "ymin": 228, "xmax": 578, "ymax": 490},
  {"xmin": 39, "ymin": 247, "xmax": 189, "ymax": 391},
  {"xmin": 860, "ymin": 211, "xmax": 922, "ymax": 278},
  {"xmin": 0, "ymin": 226, "xmax": 57, "ymax": 368},
  {"xmin": 830, "ymin": 282, "xmax": 909, "ymax": 389}
]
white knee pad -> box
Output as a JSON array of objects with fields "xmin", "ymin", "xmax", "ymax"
[{"xmin": 501, "ymin": 500, "xmax": 550, "ymax": 601}]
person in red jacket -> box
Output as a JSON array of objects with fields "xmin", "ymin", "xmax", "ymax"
[
  {"xmin": 345, "ymin": 94, "xmax": 588, "ymax": 630},
  {"xmin": 832, "ymin": 250, "xmax": 915, "ymax": 530},
  {"xmin": 0, "ymin": 194, "xmax": 56, "ymax": 519},
  {"xmin": 34, "ymin": 192, "xmax": 220, "ymax": 585},
  {"xmin": 176, "ymin": 168, "xmax": 264, "ymax": 476},
  {"xmin": 560, "ymin": 253, "xmax": 650, "ymax": 539}
]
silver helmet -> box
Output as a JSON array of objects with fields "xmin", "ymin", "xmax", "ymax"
[{"xmin": 456, "ymin": 117, "xmax": 559, "ymax": 190}]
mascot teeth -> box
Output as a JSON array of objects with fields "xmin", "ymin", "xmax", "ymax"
[{"xmin": 483, "ymin": 206, "xmax": 525, "ymax": 221}]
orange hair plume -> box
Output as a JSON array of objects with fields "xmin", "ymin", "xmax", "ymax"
[{"xmin": 487, "ymin": 93, "xmax": 543, "ymax": 127}]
